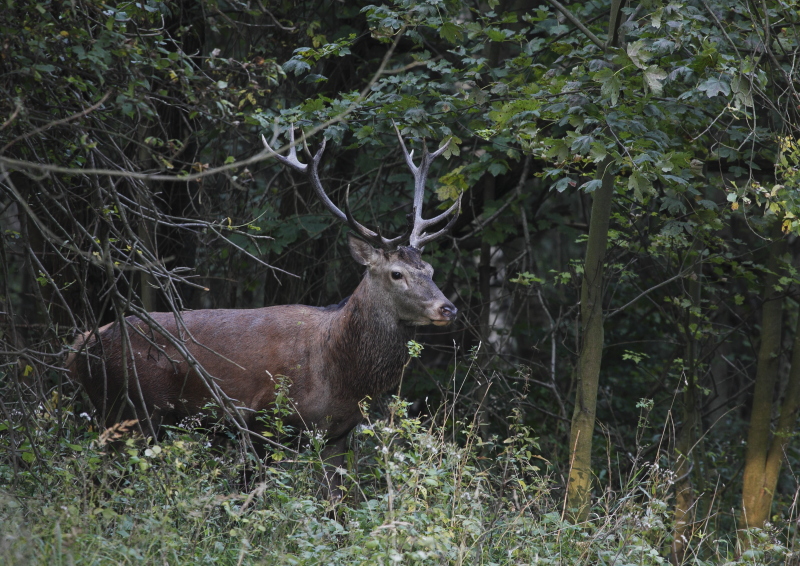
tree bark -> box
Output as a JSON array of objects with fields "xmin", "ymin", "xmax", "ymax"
[
  {"xmin": 563, "ymin": 0, "xmax": 624, "ymax": 523},
  {"xmin": 136, "ymin": 123, "xmax": 158, "ymax": 312},
  {"xmin": 760, "ymin": 307, "xmax": 800, "ymax": 509},
  {"xmin": 565, "ymin": 156, "xmax": 615, "ymax": 521},
  {"xmin": 479, "ymin": 174, "xmax": 496, "ymax": 344},
  {"xmin": 739, "ymin": 233, "xmax": 787, "ymax": 541},
  {"xmin": 476, "ymin": 174, "xmax": 496, "ymax": 440},
  {"xmin": 671, "ymin": 261, "xmax": 702, "ymax": 564}
]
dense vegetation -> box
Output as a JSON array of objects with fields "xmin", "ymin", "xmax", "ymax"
[{"xmin": 2, "ymin": 0, "xmax": 800, "ymax": 563}]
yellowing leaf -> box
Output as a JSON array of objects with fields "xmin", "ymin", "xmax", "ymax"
[
  {"xmin": 627, "ymin": 40, "xmax": 652, "ymax": 70},
  {"xmin": 644, "ymin": 65, "xmax": 667, "ymax": 96}
]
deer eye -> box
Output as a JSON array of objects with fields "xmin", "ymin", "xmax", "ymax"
[{"xmin": 391, "ymin": 271, "xmax": 403, "ymax": 280}]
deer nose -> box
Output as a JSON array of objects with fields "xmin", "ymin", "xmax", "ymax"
[{"xmin": 440, "ymin": 304, "xmax": 458, "ymax": 320}]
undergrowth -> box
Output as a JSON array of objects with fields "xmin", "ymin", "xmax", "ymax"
[{"xmin": 0, "ymin": 399, "xmax": 793, "ymax": 565}]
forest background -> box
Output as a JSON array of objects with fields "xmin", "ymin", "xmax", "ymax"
[{"xmin": 2, "ymin": 0, "xmax": 800, "ymax": 564}]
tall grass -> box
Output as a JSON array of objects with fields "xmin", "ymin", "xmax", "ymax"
[{"xmin": 0, "ymin": 396, "xmax": 795, "ymax": 565}]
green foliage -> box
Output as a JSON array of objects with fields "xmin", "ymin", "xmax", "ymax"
[
  {"xmin": 3, "ymin": 0, "xmax": 800, "ymax": 561},
  {"xmin": 2, "ymin": 404, "xmax": 788, "ymax": 565},
  {"xmin": 406, "ymin": 340, "xmax": 424, "ymax": 358}
]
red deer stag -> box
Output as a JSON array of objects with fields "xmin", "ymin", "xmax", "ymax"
[{"xmin": 69, "ymin": 126, "xmax": 460, "ymax": 493}]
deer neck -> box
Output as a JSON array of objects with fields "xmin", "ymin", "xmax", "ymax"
[{"xmin": 328, "ymin": 275, "xmax": 411, "ymax": 400}]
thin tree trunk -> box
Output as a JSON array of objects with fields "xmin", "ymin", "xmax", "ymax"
[
  {"xmin": 478, "ymin": 175, "xmax": 496, "ymax": 343},
  {"xmin": 671, "ymin": 262, "xmax": 701, "ymax": 564},
  {"xmin": 476, "ymin": 174, "xmax": 496, "ymax": 439},
  {"xmin": 760, "ymin": 308, "xmax": 800, "ymax": 509},
  {"xmin": 137, "ymin": 123, "xmax": 158, "ymax": 312},
  {"xmin": 565, "ymin": 156, "xmax": 615, "ymax": 521},
  {"xmin": 740, "ymin": 233, "xmax": 786, "ymax": 541},
  {"xmin": 563, "ymin": 0, "xmax": 622, "ymax": 522}
]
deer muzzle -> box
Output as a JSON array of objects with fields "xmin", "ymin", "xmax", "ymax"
[{"xmin": 432, "ymin": 303, "xmax": 458, "ymax": 326}]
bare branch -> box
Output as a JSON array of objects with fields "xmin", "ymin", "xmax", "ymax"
[{"xmin": 541, "ymin": 0, "xmax": 606, "ymax": 52}]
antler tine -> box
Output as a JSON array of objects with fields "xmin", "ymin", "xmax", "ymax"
[
  {"xmin": 263, "ymin": 128, "xmax": 347, "ymax": 224},
  {"xmin": 393, "ymin": 122, "xmax": 458, "ymax": 250},
  {"xmin": 411, "ymin": 193, "xmax": 463, "ymax": 249},
  {"xmin": 414, "ymin": 193, "xmax": 462, "ymax": 231},
  {"xmin": 393, "ymin": 121, "xmax": 418, "ymax": 175},
  {"xmin": 343, "ymin": 185, "xmax": 375, "ymax": 239},
  {"xmin": 343, "ymin": 185, "xmax": 407, "ymax": 249},
  {"xmin": 264, "ymin": 127, "xmax": 419, "ymax": 251},
  {"xmin": 378, "ymin": 217, "xmax": 414, "ymax": 248},
  {"xmin": 261, "ymin": 128, "xmax": 318, "ymax": 174}
]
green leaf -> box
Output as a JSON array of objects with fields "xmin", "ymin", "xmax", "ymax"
[
  {"xmin": 661, "ymin": 221, "xmax": 691, "ymax": 237},
  {"xmin": 437, "ymin": 166, "xmax": 467, "ymax": 200},
  {"xmin": 580, "ymin": 179, "xmax": 603, "ymax": 193},
  {"xmin": 697, "ymin": 77, "xmax": 730, "ymax": 98},
  {"xmin": 552, "ymin": 177, "xmax": 574, "ymax": 193},
  {"xmin": 595, "ymin": 67, "xmax": 621, "ymax": 106},
  {"xmin": 571, "ymin": 135, "xmax": 594, "ymax": 155},
  {"xmin": 543, "ymin": 139, "xmax": 569, "ymax": 162},
  {"xmin": 283, "ymin": 58, "xmax": 310, "ymax": 76},
  {"xmin": 355, "ymin": 125, "xmax": 374, "ymax": 141},
  {"xmin": 488, "ymin": 161, "xmax": 508, "ymax": 176},
  {"xmin": 628, "ymin": 171, "xmax": 650, "ymax": 201},
  {"xmin": 404, "ymin": 107, "xmax": 426, "ymax": 123},
  {"xmin": 510, "ymin": 272, "xmax": 543, "ymax": 286},
  {"xmin": 489, "ymin": 99, "xmax": 540, "ymax": 129},
  {"xmin": 442, "ymin": 135, "xmax": 461, "ymax": 159},
  {"xmin": 731, "ymin": 75, "xmax": 754, "ymax": 107},
  {"xmin": 622, "ymin": 350, "xmax": 648, "ymax": 364},
  {"xmin": 589, "ymin": 142, "xmax": 608, "ymax": 163},
  {"xmin": 301, "ymin": 96, "xmax": 328, "ymax": 113},
  {"xmin": 439, "ymin": 22, "xmax": 462, "ymax": 44},
  {"xmin": 485, "ymin": 29, "xmax": 506, "ymax": 42}
]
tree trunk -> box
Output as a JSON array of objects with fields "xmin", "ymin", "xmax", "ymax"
[
  {"xmin": 476, "ymin": 174, "xmax": 496, "ymax": 440},
  {"xmin": 760, "ymin": 307, "xmax": 800, "ymax": 509},
  {"xmin": 563, "ymin": 0, "xmax": 623, "ymax": 523},
  {"xmin": 739, "ymin": 233, "xmax": 787, "ymax": 541},
  {"xmin": 136, "ymin": 123, "xmax": 158, "ymax": 312},
  {"xmin": 479, "ymin": 174, "xmax": 496, "ymax": 344},
  {"xmin": 565, "ymin": 156, "xmax": 615, "ymax": 521},
  {"xmin": 671, "ymin": 262, "xmax": 702, "ymax": 564}
]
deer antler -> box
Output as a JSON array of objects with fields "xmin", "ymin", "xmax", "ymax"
[
  {"xmin": 393, "ymin": 123, "xmax": 461, "ymax": 250},
  {"xmin": 262, "ymin": 128, "xmax": 409, "ymax": 250},
  {"xmin": 263, "ymin": 126, "xmax": 460, "ymax": 251}
]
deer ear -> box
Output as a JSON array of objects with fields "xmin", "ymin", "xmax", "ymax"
[{"xmin": 348, "ymin": 233, "xmax": 381, "ymax": 266}]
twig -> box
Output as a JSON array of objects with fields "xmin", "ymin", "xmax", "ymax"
[
  {"xmin": 542, "ymin": 0, "xmax": 606, "ymax": 52},
  {"xmin": 456, "ymin": 155, "xmax": 532, "ymax": 242},
  {"xmin": 1, "ymin": 29, "xmax": 408, "ymax": 182},
  {"xmin": 1, "ymin": 91, "xmax": 112, "ymax": 153}
]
